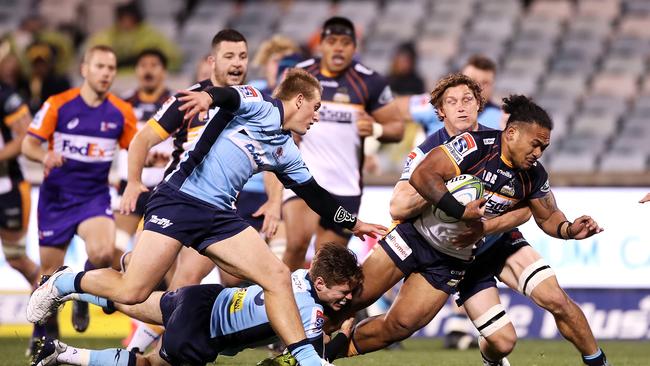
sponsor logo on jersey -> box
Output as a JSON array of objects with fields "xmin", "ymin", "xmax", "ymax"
[
  {"xmin": 245, "ymin": 143, "xmax": 265, "ymax": 167},
  {"xmin": 319, "ymin": 105, "xmax": 354, "ymax": 124},
  {"xmin": 229, "ymin": 288, "xmax": 247, "ymax": 313},
  {"xmin": 385, "ymin": 230, "xmax": 412, "ymax": 260},
  {"xmin": 62, "ymin": 140, "xmax": 107, "ymax": 158},
  {"xmin": 272, "ymin": 147, "xmax": 283, "ymax": 160},
  {"xmin": 66, "ymin": 118, "xmax": 79, "ymax": 130},
  {"xmin": 234, "ymin": 85, "xmax": 261, "ymax": 101},
  {"xmin": 402, "ymin": 151, "xmax": 418, "ymax": 175},
  {"xmin": 320, "ymin": 80, "xmax": 339, "ymax": 88},
  {"xmin": 334, "ymin": 206, "xmax": 355, "ymax": 224},
  {"xmin": 100, "ymin": 121, "xmax": 118, "ymax": 132},
  {"xmin": 540, "ymin": 179, "xmax": 550, "ymax": 193},
  {"xmin": 39, "ymin": 230, "xmax": 54, "ymax": 239},
  {"xmin": 500, "ymin": 182, "xmax": 516, "ymax": 196},
  {"xmin": 333, "ymin": 87, "xmax": 351, "ymax": 103},
  {"xmin": 497, "ymin": 168, "xmax": 513, "ymax": 178},
  {"xmin": 446, "ymin": 279, "xmax": 460, "ymax": 287},
  {"xmin": 445, "ymin": 133, "xmax": 477, "ymax": 164},
  {"xmin": 378, "ymin": 86, "xmax": 394, "ymax": 105},
  {"xmin": 153, "ymin": 96, "xmax": 176, "ymax": 121},
  {"xmin": 148, "ymin": 215, "xmax": 174, "ymax": 228},
  {"xmin": 483, "ymin": 138, "xmax": 495, "ymax": 145},
  {"xmin": 306, "ymin": 307, "xmax": 325, "ymax": 338}
]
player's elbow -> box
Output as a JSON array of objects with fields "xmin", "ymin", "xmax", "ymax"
[{"xmin": 378, "ymin": 121, "xmax": 405, "ymax": 143}]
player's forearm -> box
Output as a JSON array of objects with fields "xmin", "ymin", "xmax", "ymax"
[
  {"xmin": 376, "ymin": 119, "xmax": 404, "ymax": 143},
  {"xmin": 127, "ymin": 135, "xmax": 153, "ymax": 184},
  {"xmin": 535, "ymin": 210, "xmax": 570, "ymax": 239},
  {"xmin": 21, "ymin": 136, "xmax": 47, "ymax": 163},
  {"xmin": 483, "ymin": 205, "xmax": 532, "ymax": 235},
  {"xmin": 205, "ymin": 87, "xmax": 240, "ymax": 112},
  {"xmin": 389, "ymin": 181, "xmax": 429, "ymax": 221},
  {"xmin": 0, "ymin": 139, "xmax": 22, "ymax": 161},
  {"xmin": 290, "ymin": 178, "xmax": 357, "ymax": 230},
  {"xmin": 263, "ymin": 172, "xmax": 283, "ymax": 204},
  {"xmin": 409, "ymin": 168, "xmax": 447, "ymax": 205}
]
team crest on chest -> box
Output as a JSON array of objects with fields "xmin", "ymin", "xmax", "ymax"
[{"xmin": 333, "ymin": 87, "xmax": 351, "ymax": 103}]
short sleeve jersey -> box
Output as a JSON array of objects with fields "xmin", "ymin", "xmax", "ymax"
[
  {"xmin": 28, "ymin": 88, "xmax": 137, "ymax": 196},
  {"xmin": 164, "ymin": 85, "xmax": 312, "ymax": 210},
  {"xmin": 296, "ymin": 58, "xmax": 394, "ymax": 196},
  {"xmin": 0, "ymin": 83, "xmax": 30, "ymax": 187},
  {"xmin": 210, "ymin": 269, "xmax": 324, "ymax": 356}
]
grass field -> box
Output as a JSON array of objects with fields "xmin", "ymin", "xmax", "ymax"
[{"xmin": 5, "ymin": 337, "xmax": 648, "ymax": 366}]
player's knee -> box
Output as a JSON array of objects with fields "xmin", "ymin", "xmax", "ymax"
[
  {"xmin": 258, "ymin": 262, "xmax": 292, "ymax": 291},
  {"xmin": 485, "ymin": 329, "xmax": 517, "ymax": 356},
  {"xmin": 86, "ymin": 246, "xmax": 114, "ymax": 268},
  {"xmin": 119, "ymin": 288, "xmax": 152, "ymax": 305},
  {"xmin": 384, "ymin": 315, "xmax": 418, "ymax": 342}
]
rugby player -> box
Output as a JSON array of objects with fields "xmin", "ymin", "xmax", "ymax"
[
  {"xmin": 31, "ymin": 243, "xmax": 361, "ymax": 366},
  {"xmin": 326, "ymin": 84, "xmax": 603, "ymax": 365},
  {"xmin": 0, "ymin": 79, "xmax": 38, "ymax": 288},
  {"xmin": 390, "ymin": 74, "xmax": 611, "ymax": 366},
  {"xmin": 22, "ymin": 44, "xmax": 136, "ymax": 341},
  {"xmin": 28, "ymin": 68, "xmax": 387, "ymax": 366},
  {"xmin": 282, "ymin": 16, "xmax": 404, "ymax": 270},
  {"xmin": 397, "ymin": 54, "xmax": 503, "ymax": 135}
]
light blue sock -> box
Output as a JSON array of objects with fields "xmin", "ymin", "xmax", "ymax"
[
  {"xmin": 288, "ymin": 342, "xmax": 320, "ymax": 366},
  {"xmin": 74, "ymin": 293, "xmax": 109, "ymax": 308},
  {"xmin": 53, "ymin": 272, "xmax": 78, "ymax": 295},
  {"xmin": 89, "ymin": 348, "xmax": 134, "ymax": 366}
]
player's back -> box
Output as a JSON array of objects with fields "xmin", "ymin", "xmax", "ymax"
[
  {"xmin": 210, "ymin": 269, "xmax": 324, "ymax": 355},
  {"xmin": 297, "ymin": 58, "xmax": 392, "ymax": 196},
  {"xmin": 28, "ymin": 88, "xmax": 135, "ymax": 196}
]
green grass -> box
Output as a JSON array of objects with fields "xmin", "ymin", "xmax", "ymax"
[{"xmin": 6, "ymin": 337, "xmax": 647, "ymax": 365}]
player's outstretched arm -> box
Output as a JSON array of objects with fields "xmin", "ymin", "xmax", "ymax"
[
  {"xmin": 529, "ymin": 190, "xmax": 603, "ymax": 240},
  {"xmin": 410, "ymin": 146, "xmax": 485, "ymax": 221},
  {"xmin": 370, "ymin": 100, "xmax": 405, "ymax": 142},
  {"xmin": 639, "ymin": 192, "xmax": 650, "ymax": 203},
  {"xmin": 177, "ymin": 87, "xmax": 241, "ymax": 121}
]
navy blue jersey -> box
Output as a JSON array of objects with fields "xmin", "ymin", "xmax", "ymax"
[{"xmin": 0, "ymin": 82, "xmax": 29, "ymax": 184}]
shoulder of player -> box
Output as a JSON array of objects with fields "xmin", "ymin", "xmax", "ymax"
[
  {"xmin": 107, "ymin": 93, "xmax": 135, "ymax": 115},
  {"xmin": 295, "ymin": 58, "xmax": 317, "ymax": 69},
  {"xmin": 46, "ymin": 87, "xmax": 81, "ymax": 109},
  {"xmin": 120, "ymin": 88, "xmax": 137, "ymax": 101},
  {"xmin": 348, "ymin": 60, "xmax": 384, "ymax": 81}
]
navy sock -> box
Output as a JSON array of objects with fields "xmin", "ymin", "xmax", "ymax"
[
  {"xmin": 583, "ymin": 348, "xmax": 607, "ymax": 366},
  {"xmin": 84, "ymin": 260, "xmax": 96, "ymax": 271}
]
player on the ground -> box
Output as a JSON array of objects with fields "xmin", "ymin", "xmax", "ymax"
[
  {"xmin": 398, "ymin": 54, "xmax": 502, "ymax": 136},
  {"xmin": 21, "ymin": 44, "xmax": 136, "ymax": 340},
  {"xmin": 390, "ymin": 75, "xmax": 611, "ymax": 366},
  {"xmin": 31, "ymin": 243, "xmax": 361, "ymax": 366},
  {"xmin": 282, "ymin": 16, "xmax": 404, "ymax": 270},
  {"xmin": 28, "ymin": 68, "xmax": 386, "ymax": 366},
  {"xmin": 324, "ymin": 87, "xmax": 603, "ymax": 364},
  {"xmin": 0, "ymin": 80, "xmax": 38, "ymax": 288}
]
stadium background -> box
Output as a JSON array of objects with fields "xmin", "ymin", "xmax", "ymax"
[{"xmin": 0, "ymin": 0, "xmax": 649, "ymax": 363}]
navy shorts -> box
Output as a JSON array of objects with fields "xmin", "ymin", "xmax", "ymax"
[
  {"xmin": 159, "ymin": 284, "xmax": 224, "ymax": 365},
  {"xmin": 117, "ymin": 180, "xmax": 153, "ymax": 216},
  {"xmin": 379, "ymin": 222, "xmax": 471, "ymax": 295},
  {"xmin": 235, "ymin": 190, "xmax": 267, "ymax": 231},
  {"xmin": 455, "ymin": 229, "xmax": 530, "ymax": 306},
  {"xmin": 0, "ymin": 180, "xmax": 29, "ymax": 231},
  {"xmin": 143, "ymin": 184, "xmax": 250, "ymax": 252}
]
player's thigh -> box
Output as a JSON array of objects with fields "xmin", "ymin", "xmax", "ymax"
[
  {"xmin": 463, "ymin": 287, "xmax": 516, "ymax": 342},
  {"xmin": 39, "ymin": 245, "xmax": 67, "ymax": 274},
  {"xmin": 499, "ymin": 245, "xmax": 556, "ymax": 298},
  {"xmin": 77, "ymin": 216, "xmax": 116, "ymax": 253},
  {"xmin": 114, "ymin": 212, "xmax": 141, "ymax": 236},
  {"xmin": 282, "ymin": 198, "xmax": 319, "ymax": 243},
  {"xmin": 203, "ymin": 226, "xmax": 288, "ymax": 288},
  {"xmin": 385, "ymin": 273, "xmax": 449, "ymax": 332},
  {"xmin": 168, "ymin": 247, "xmax": 215, "ymax": 290},
  {"xmin": 121, "ymin": 230, "xmax": 183, "ymax": 293},
  {"xmin": 352, "ymin": 244, "xmax": 404, "ymax": 311}
]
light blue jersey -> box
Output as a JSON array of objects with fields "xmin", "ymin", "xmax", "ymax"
[
  {"xmin": 211, "ymin": 269, "xmax": 325, "ymax": 356},
  {"xmin": 408, "ymin": 94, "xmax": 502, "ymax": 135},
  {"xmin": 165, "ymin": 85, "xmax": 312, "ymax": 209}
]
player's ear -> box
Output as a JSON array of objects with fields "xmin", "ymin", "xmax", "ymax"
[
  {"xmin": 296, "ymin": 93, "xmax": 304, "ymax": 109},
  {"xmin": 314, "ymin": 276, "xmax": 326, "ymax": 291}
]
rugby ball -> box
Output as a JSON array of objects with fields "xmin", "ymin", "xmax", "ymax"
[{"xmin": 433, "ymin": 174, "xmax": 484, "ymax": 223}]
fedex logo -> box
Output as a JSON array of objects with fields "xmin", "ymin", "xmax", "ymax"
[{"xmin": 62, "ymin": 140, "xmax": 107, "ymax": 157}]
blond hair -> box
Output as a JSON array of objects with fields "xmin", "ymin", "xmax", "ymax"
[{"xmin": 273, "ymin": 68, "xmax": 322, "ymax": 101}]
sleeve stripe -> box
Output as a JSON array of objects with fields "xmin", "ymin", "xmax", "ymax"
[
  {"xmin": 440, "ymin": 146, "xmax": 461, "ymax": 176},
  {"xmin": 146, "ymin": 119, "xmax": 170, "ymax": 140},
  {"xmin": 27, "ymin": 130, "xmax": 47, "ymax": 141},
  {"xmin": 4, "ymin": 104, "xmax": 29, "ymax": 126}
]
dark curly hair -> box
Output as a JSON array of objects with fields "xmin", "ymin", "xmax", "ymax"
[
  {"xmin": 502, "ymin": 95, "xmax": 553, "ymax": 130},
  {"xmin": 429, "ymin": 73, "xmax": 485, "ymax": 119},
  {"xmin": 309, "ymin": 243, "xmax": 364, "ymax": 289}
]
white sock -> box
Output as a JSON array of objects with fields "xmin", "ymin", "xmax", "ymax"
[
  {"xmin": 127, "ymin": 321, "xmax": 161, "ymax": 352},
  {"xmin": 57, "ymin": 345, "xmax": 91, "ymax": 365}
]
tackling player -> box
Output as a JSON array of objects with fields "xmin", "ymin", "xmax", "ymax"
[
  {"xmin": 31, "ymin": 243, "xmax": 361, "ymax": 366},
  {"xmin": 28, "ymin": 69, "xmax": 386, "ymax": 366}
]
